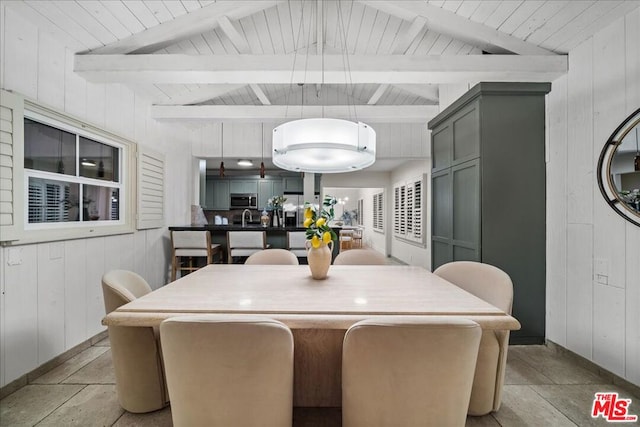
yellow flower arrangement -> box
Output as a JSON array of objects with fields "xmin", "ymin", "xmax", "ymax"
[{"xmin": 304, "ymin": 196, "xmax": 338, "ymax": 248}]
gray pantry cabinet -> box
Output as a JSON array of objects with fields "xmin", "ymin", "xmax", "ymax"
[{"xmin": 428, "ymin": 82, "xmax": 551, "ymax": 344}]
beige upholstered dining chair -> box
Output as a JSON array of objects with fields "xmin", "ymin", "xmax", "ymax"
[
  {"xmin": 333, "ymin": 248, "xmax": 386, "ymax": 265},
  {"xmin": 287, "ymin": 231, "xmax": 308, "ymax": 259},
  {"xmin": 160, "ymin": 315, "xmax": 294, "ymax": 427},
  {"xmin": 245, "ymin": 248, "xmax": 299, "ymax": 265},
  {"xmin": 171, "ymin": 230, "xmax": 221, "ymax": 281},
  {"xmin": 226, "ymin": 231, "xmax": 267, "ymax": 264},
  {"xmin": 101, "ymin": 270, "xmax": 168, "ymax": 413},
  {"xmin": 433, "ymin": 261, "xmax": 514, "ymax": 415},
  {"xmin": 342, "ymin": 316, "xmax": 481, "ymax": 427}
]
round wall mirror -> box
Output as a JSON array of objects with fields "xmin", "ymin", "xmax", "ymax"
[{"xmin": 597, "ymin": 108, "xmax": 640, "ymax": 227}]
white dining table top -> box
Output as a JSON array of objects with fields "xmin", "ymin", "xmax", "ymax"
[{"xmin": 103, "ymin": 264, "xmax": 521, "ymax": 330}]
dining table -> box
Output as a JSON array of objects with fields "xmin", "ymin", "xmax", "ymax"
[{"xmin": 103, "ymin": 264, "xmax": 520, "ymax": 407}]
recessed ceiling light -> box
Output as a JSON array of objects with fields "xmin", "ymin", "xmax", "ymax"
[
  {"xmin": 81, "ymin": 159, "xmax": 96, "ymax": 167},
  {"xmin": 237, "ymin": 159, "xmax": 253, "ymax": 167}
]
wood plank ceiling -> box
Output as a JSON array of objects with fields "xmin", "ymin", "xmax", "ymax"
[{"xmin": 6, "ymin": 0, "xmax": 639, "ymax": 123}]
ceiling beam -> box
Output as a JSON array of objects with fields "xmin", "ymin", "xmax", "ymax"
[
  {"xmin": 392, "ymin": 84, "xmax": 439, "ymax": 103},
  {"xmin": 90, "ymin": 1, "xmax": 281, "ymax": 54},
  {"xmin": 155, "ymin": 84, "xmax": 245, "ymax": 105},
  {"xmin": 150, "ymin": 105, "xmax": 439, "ymax": 123},
  {"xmin": 359, "ymin": 0, "xmax": 556, "ymax": 56},
  {"xmin": 75, "ymin": 54, "xmax": 567, "ymax": 85},
  {"xmin": 367, "ymin": 84, "xmax": 390, "ymax": 105},
  {"xmin": 249, "ymin": 84, "xmax": 272, "ymax": 105}
]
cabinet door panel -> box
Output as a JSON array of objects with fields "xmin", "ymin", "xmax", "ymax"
[
  {"xmin": 432, "ymin": 239, "xmax": 452, "ymax": 270},
  {"xmin": 212, "ymin": 180, "xmax": 230, "ymax": 210},
  {"xmin": 258, "ymin": 180, "xmax": 274, "ymax": 209},
  {"xmin": 453, "ymin": 245, "xmax": 479, "ymax": 262},
  {"xmin": 431, "ymin": 125, "xmax": 452, "ymax": 172},
  {"xmin": 431, "ymin": 170, "xmax": 451, "ymax": 239},
  {"xmin": 452, "ymin": 159, "xmax": 480, "ymax": 257},
  {"xmin": 452, "ymin": 104, "xmax": 479, "ymax": 164}
]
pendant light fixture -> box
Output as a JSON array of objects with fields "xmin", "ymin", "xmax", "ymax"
[
  {"xmin": 272, "ymin": 0, "xmax": 376, "ymax": 174},
  {"xmin": 634, "ymin": 127, "xmax": 639, "ymax": 172},
  {"xmin": 219, "ymin": 122, "xmax": 225, "ymax": 177},
  {"xmin": 259, "ymin": 123, "xmax": 266, "ymax": 178}
]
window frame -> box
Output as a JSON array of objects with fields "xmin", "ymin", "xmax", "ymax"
[
  {"xmin": 13, "ymin": 100, "xmax": 136, "ymax": 244},
  {"xmin": 372, "ymin": 192, "xmax": 384, "ymax": 233}
]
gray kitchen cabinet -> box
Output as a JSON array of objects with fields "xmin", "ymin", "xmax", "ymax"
[
  {"xmin": 428, "ymin": 82, "xmax": 550, "ymax": 344},
  {"xmin": 283, "ymin": 176, "xmax": 303, "ymax": 193},
  {"xmin": 258, "ymin": 179, "xmax": 284, "ymax": 209},
  {"xmin": 230, "ymin": 180, "xmax": 258, "ymax": 194},
  {"xmin": 210, "ymin": 180, "xmax": 230, "ymax": 210}
]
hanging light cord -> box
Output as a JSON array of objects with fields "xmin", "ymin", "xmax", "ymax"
[
  {"xmin": 285, "ymin": 0, "xmax": 309, "ymax": 119},
  {"xmin": 336, "ymin": 0, "xmax": 358, "ymax": 124}
]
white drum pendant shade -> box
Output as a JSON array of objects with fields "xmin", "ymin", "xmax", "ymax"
[{"xmin": 272, "ymin": 118, "xmax": 376, "ymax": 173}]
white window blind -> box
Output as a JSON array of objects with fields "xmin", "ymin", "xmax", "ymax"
[
  {"xmin": 393, "ymin": 175, "xmax": 426, "ymax": 245},
  {"xmin": 137, "ymin": 146, "xmax": 165, "ymax": 230},
  {"xmin": 372, "ymin": 192, "xmax": 383, "ymax": 232},
  {"xmin": 0, "ymin": 90, "xmax": 24, "ymax": 241}
]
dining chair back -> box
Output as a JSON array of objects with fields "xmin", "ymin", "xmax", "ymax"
[
  {"xmin": 171, "ymin": 230, "xmax": 221, "ymax": 280},
  {"xmin": 287, "ymin": 231, "xmax": 308, "ymax": 258},
  {"xmin": 101, "ymin": 270, "xmax": 167, "ymax": 413},
  {"xmin": 333, "ymin": 249, "xmax": 386, "ymax": 265},
  {"xmin": 160, "ymin": 315, "xmax": 294, "ymax": 427},
  {"xmin": 245, "ymin": 248, "xmax": 299, "ymax": 265},
  {"xmin": 342, "ymin": 316, "xmax": 481, "ymax": 427},
  {"xmin": 433, "ymin": 261, "xmax": 514, "ymax": 415},
  {"xmin": 339, "ymin": 229, "xmax": 353, "ymax": 252},
  {"xmin": 226, "ymin": 231, "xmax": 267, "ymax": 264}
]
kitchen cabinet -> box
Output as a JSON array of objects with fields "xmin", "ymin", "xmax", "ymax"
[
  {"xmin": 230, "ymin": 180, "xmax": 258, "ymax": 194},
  {"xmin": 428, "ymin": 82, "xmax": 550, "ymax": 344},
  {"xmin": 209, "ymin": 179, "xmax": 230, "ymax": 210},
  {"xmin": 283, "ymin": 176, "xmax": 303, "ymax": 193},
  {"xmin": 258, "ymin": 179, "xmax": 283, "ymax": 209}
]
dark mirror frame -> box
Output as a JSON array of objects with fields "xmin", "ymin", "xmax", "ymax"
[{"xmin": 597, "ymin": 108, "xmax": 640, "ymax": 227}]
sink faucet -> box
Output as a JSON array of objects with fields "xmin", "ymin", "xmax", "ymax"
[{"xmin": 242, "ymin": 209, "xmax": 253, "ymax": 228}]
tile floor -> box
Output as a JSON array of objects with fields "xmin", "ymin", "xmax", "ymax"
[{"xmin": 1, "ymin": 338, "xmax": 638, "ymax": 426}]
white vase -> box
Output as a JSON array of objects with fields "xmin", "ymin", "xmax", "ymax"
[{"xmin": 305, "ymin": 240, "xmax": 333, "ymax": 280}]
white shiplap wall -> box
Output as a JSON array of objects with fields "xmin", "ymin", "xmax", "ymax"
[
  {"xmin": 546, "ymin": 7, "xmax": 640, "ymax": 385},
  {"xmin": 0, "ymin": 5, "xmax": 194, "ymax": 387}
]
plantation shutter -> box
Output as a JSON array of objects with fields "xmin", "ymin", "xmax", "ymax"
[
  {"xmin": 0, "ymin": 90, "xmax": 24, "ymax": 241},
  {"xmin": 137, "ymin": 146, "xmax": 165, "ymax": 230}
]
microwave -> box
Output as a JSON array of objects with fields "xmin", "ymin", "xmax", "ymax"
[{"xmin": 230, "ymin": 193, "xmax": 258, "ymax": 209}]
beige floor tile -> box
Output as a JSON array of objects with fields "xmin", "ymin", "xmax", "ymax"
[
  {"xmin": 492, "ymin": 385, "xmax": 577, "ymax": 426},
  {"xmin": 0, "ymin": 384, "xmax": 84, "ymax": 426},
  {"xmin": 32, "ymin": 347, "xmax": 110, "ymax": 385},
  {"xmin": 112, "ymin": 406, "xmax": 173, "ymax": 427},
  {"xmin": 532, "ymin": 383, "xmax": 640, "ymax": 426},
  {"xmin": 37, "ymin": 384, "xmax": 123, "ymax": 426},
  {"xmin": 505, "ymin": 352, "xmax": 555, "ymax": 385},
  {"xmin": 465, "ymin": 414, "xmax": 501, "ymax": 426},
  {"xmin": 62, "ymin": 350, "xmax": 116, "ymax": 385},
  {"xmin": 510, "ymin": 345, "xmax": 606, "ymax": 385}
]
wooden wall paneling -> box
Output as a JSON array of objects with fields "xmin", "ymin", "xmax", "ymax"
[
  {"xmin": 134, "ymin": 228, "xmax": 148, "ymax": 281},
  {"xmin": 105, "ymin": 84, "xmax": 125, "ymax": 137},
  {"xmin": 85, "ymin": 82, "xmax": 107, "ymax": 129},
  {"xmin": 593, "ymin": 283, "xmax": 625, "ymax": 376},
  {"xmin": 85, "ymin": 237, "xmax": 106, "ymax": 337},
  {"xmin": 3, "ymin": 245, "xmax": 38, "ymax": 385},
  {"xmin": 625, "ymin": 224, "xmax": 640, "ymax": 384},
  {"xmin": 146, "ymin": 227, "xmax": 169, "ymax": 289},
  {"xmin": 4, "ymin": 7, "xmax": 38, "ymax": 99},
  {"xmin": 36, "ymin": 242, "xmax": 65, "ymax": 365},
  {"xmin": 546, "ymin": 74, "xmax": 569, "ymax": 346},
  {"xmin": 624, "ymin": 6, "xmax": 640, "ymax": 387},
  {"xmin": 119, "ymin": 86, "xmax": 136, "ymax": 140},
  {"xmin": 64, "ymin": 49, "xmax": 87, "ymax": 119},
  {"xmin": 626, "ymin": 8, "xmax": 640, "ymax": 114},
  {"xmin": 37, "ymin": 32, "xmax": 65, "ymax": 111},
  {"xmin": 566, "ymin": 40, "xmax": 594, "ymax": 225},
  {"xmin": 592, "ymin": 19, "xmax": 627, "ymax": 291},
  {"xmin": 119, "ymin": 233, "xmax": 135, "ymax": 272},
  {"xmin": 64, "ymin": 238, "xmax": 87, "ymax": 350},
  {"xmin": 134, "ymin": 93, "xmax": 147, "ymax": 143},
  {"xmin": 566, "ymin": 223, "xmax": 593, "ymax": 360}
]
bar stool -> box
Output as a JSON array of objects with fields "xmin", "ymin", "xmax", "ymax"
[
  {"xmin": 227, "ymin": 231, "xmax": 268, "ymax": 264},
  {"xmin": 287, "ymin": 231, "xmax": 308, "ymax": 260},
  {"xmin": 339, "ymin": 229, "xmax": 354, "ymax": 252},
  {"xmin": 171, "ymin": 230, "xmax": 222, "ymax": 281}
]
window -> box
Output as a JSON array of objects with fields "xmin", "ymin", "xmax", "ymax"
[
  {"xmin": 372, "ymin": 192, "xmax": 383, "ymax": 232},
  {"xmin": 24, "ymin": 115, "xmax": 124, "ymax": 227},
  {"xmin": 393, "ymin": 175, "xmax": 426, "ymax": 245},
  {"xmin": 357, "ymin": 198, "xmax": 363, "ymax": 226}
]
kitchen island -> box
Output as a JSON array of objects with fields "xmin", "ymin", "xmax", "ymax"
[{"xmin": 168, "ymin": 224, "xmax": 337, "ymax": 263}]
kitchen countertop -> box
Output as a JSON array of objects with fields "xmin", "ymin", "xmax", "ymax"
[{"xmin": 169, "ymin": 224, "xmax": 308, "ymax": 232}]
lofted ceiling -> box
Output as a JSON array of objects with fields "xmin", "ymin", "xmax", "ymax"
[{"xmin": 7, "ymin": 0, "xmax": 639, "ymax": 126}]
